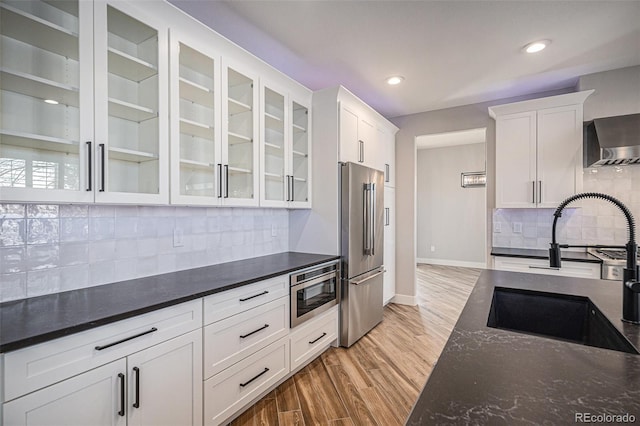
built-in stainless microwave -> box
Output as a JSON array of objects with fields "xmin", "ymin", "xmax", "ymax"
[{"xmin": 290, "ymin": 261, "xmax": 339, "ymax": 328}]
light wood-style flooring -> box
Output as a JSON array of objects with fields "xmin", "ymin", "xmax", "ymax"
[{"xmin": 229, "ymin": 264, "xmax": 481, "ymax": 426}]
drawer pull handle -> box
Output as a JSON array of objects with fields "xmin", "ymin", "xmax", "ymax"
[
  {"xmin": 239, "ymin": 291, "xmax": 269, "ymax": 302},
  {"xmin": 240, "ymin": 324, "xmax": 269, "ymax": 339},
  {"xmin": 240, "ymin": 368, "xmax": 269, "ymax": 388},
  {"xmin": 95, "ymin": 327, "xmax": 158, "ymax": 351},
  {"xmin": 528, "ymin": 266, "xmax": 560, "ymax": 271},
  {"xmin": 118, "ymin": 373, "xmax": 126, "ymax": 417},
  {"xmin": 133, "ymin": 367, "xmax": 140, "ymax": 408},
  {"xmin": 309, "ymin": 332, "xmax": 327, "ymax": 345}
]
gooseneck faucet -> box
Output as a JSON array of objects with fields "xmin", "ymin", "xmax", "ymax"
[{"xmin": 549, "ymin": 192, "xmax": 640, "ymax": 324}]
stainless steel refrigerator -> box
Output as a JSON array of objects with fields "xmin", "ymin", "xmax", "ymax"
[{"xmin": 340, "ymin": 162, "xmax": 385, "ymax": 347}]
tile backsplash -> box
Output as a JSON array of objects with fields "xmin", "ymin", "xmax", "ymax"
[
  {"xmin": 0, "ymin": 205, "xmax": 289, "ymax": 302},
  {"xmin": 493, "ymin": 165, "xmax": 640, "ymax": 250}
]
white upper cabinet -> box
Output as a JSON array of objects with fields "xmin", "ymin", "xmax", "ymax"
[
  {"xmin": 338, "ymin": 101, "xmax": 379, "ymax": 170},
  {"xmin": 259, "ymin": 81, "xmax": 311, "ymax": 208},
  {"xmin": 221, "ymin": 59, "xmax": 259, "ymax": 206},
  {"xmin": 378, "ymin": 125, "xmax": 395, "ymax": 187},
  {"xmin": 169, "ymin": 30, "xmax": 221, "ymax": 205},
  {"xmin": 0, "ymin": 0, "xmax": 169, "ymax": 204},
  {"xmin": 0, "ymin": 0, "xmax": 93, "ymax": 203},
  {"xmin": 489, "ymin": 90, "xmax": 593, "ymax": 209},
  {"xmin": 94, "ymin": 0, "xmax": 168, "ymax": 204}
]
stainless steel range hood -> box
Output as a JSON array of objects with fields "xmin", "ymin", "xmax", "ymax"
[{"xmin": 584, "ymin": 113, "xmax": 640, "ymax": 167}]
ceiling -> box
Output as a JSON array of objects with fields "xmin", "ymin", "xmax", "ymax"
[{"xmin": 168, "ymin": 0, "xmax": 640, "ymax": 119}]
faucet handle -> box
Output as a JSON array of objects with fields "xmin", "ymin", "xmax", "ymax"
[{"xmin": 626, "ymin": 280, "xmax": 640, "ymax": 293}]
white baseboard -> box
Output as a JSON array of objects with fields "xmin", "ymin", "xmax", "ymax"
[
  {"xmin": 417, "ymin": 257, "xmax": 486, "ymax": 269},
  {"xmin": 391, "ymin": 294, "xmax": 417, "ymax": 306}
]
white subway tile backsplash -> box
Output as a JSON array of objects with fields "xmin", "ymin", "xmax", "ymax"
[
  {"xmin": 0, "ymin": 203, "xmax": 289, "ymax": 302},
  {"xmin": 494, "ymin": 166, "xmax": 640, "ymax": 250},
  {"xmin": 1, "ymin": 272, "xmax": 27, "ymax": 301},
  {"xmin": 0, "ymin": 219, "xmax": 25, "ymax": 247},
  {"xmin": 27, "ymin": 218, "xmax": 59, "ymax": 245}
]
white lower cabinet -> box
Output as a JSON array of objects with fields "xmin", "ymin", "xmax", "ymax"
[
  {"xmin": 493, "ymin": 256, "xmax": 601, "ymax": 279},
  {"xmin": 4, "ymin": 359, "xmax": 127, "ymax": 426},
  {"xmin": 204, "ymin": 337, "xmax": 289, "ymax": 426},
  {"xmin": 3, "ymin": 329, "xmax": 202, "ymax": 426},
  {"xmin": 289, "ymin": 306, "xmax": 338, "ymax": 372}
]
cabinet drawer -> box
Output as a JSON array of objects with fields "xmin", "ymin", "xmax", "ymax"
[
  {"xmin": 203, "ymin": 275, "xmax": 288, "ymax": 325},
  {"xmin": 290, "ymin": 306, "xmax": 338, "ymax": 372},
  {"xmin": 493, "ymin": 256, "xmax": 601, "ymax": 279},
  {"xmin": 204, "ymin": 297, "xmax": 288, "ymax": 379},
  {"xmin": 4, "ymin": 300, "xmax": 202, "ymax": 401},
  {"xmin": 204, "ymin": 337, "xmax": 289, "ymax": 426}
]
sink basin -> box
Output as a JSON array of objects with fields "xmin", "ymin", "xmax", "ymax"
[{"xmin": 487, "ymin": 287, "xmax": 639, "ymax": 355}]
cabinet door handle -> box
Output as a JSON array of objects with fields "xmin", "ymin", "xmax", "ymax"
[
  {"xmin": 385, "ymin": 207, "xmax": 390, "ymax": 226},
  {"xmin": 118, "ymin": 373, "xmax": 126, "ymax": 417},
  {"xmin": 99, "ymin": 143, "xmax": 106, "ymax": 192},
  {"xmin": 239, "ymin": 290, "xmax": 269, "ymax": 302},
  {"xmin": 385, "ymin": 164, "xmax": 389, "ymax": 183},
  {"xmin": 309, "ymin": 332, "xmax": 327, "ymax": 344},
  {"xmin": 86, "ymin": 141, "xmax": 92, "ymax": 191},
  {"xmin": 217, "ymin": 164, "xmax": 223, "ymax": 198},
  {"xmin": 94, "ymin": 327, "xmax": 158, "ymax": 351},
  {"xmin": 239, "ymin": 367, "xmax": 269, "ymax": 388},
  {"xmin": 291, "ymin": 176, "xmax": 295, "ymax": 202},
  {"xmin": 224, "ymin": 165, "xmax": 229, "ymax": 198},
  {"xmin": 359, "ymin": 140, "xmax": 364, "ymax": 163},
  {"xmin": 538, "ymin": 180, "xmax": 542, "ymax": 204},
  {"xmin": 133, "ymin": 367, "xmax": 140, "ymax": 408},
  {"xmin": 240, "ymin": 324, "xmax": 269, "ymax": 339},
  {"xmin": 532, "ymin": 181, "xmax": 536, "ymax": 204}
]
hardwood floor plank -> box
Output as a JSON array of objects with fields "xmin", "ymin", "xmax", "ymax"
[
  {"xmin": 230, "ymin": 406, "xmax": 255, "ymax": 426},
  {"xmin": 275, "ymin": 377, "xmax": 300, "ymax": 413},
  {"xmin": 306, "ymin": 357, "xmax": 349, "ymax": 420},
  {"xmin": 254, "ymin": 398, "xmax": 279, "ymax": 426},
  {"xmin": 329, "ymin": 418, "xmax": 355, "ymax": 426},
  {"xmin": 278, "ymin": 410, "xmax": 305, "ymax": 426},
  {"xmin": 293, "ymin": 372, "xmax": 331, "ymax": 425},
  {"xmin": 326, "ymin": 364, "xmax": 378, "ymax": 425},
  {"xmin": 360, "ymin": 386, "xmax": 404, "ymax": 426}
]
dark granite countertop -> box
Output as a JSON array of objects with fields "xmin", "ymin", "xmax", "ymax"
[
  {"xmin": 407, "ymin": 270, "xmax": 640, "ymax": 425},
  {"xmin": 0, "ymin": 252, "xmax": 339, "ymax": 353},
  {"xmin": 492, "ymin": 246, "xmax": 602, "ymax": 263}
]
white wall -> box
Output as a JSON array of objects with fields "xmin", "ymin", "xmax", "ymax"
[
  {"xmin": 578, "ymin": 65, "xmax": 640, "ymax": 120},
  {"xmin": 417, "ymin": 143, "xmax": 486, "ymax": 267},
  {"xmin": 0, "ymin": 204, "xmax": 289, "ymax": 302}
]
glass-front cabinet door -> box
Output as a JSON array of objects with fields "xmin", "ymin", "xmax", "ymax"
[
  {"xmin": 290, "ymin": 100, "xmax": 310, "ymax": 206},
  {"xmin": 222, "ymin": 61, "xmax": 258, "ymax": 206},
  {"xmin": 0, "ymin": 0, "xmax": 93, "ymax": 203},
  {"xmin": 170, "ymin": 33, "xmax": 220, "ymax": 205},
  {"xmin": 94, "ymin": 0, "xmax": 168, "ymax": 204},
  {"xmin": 260, "ymin": 84, "xmax": 287, "ymax": 206}
]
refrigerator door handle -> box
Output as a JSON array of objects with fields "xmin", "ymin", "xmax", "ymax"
[
  {"xmin": 370, "ymin": 183, "xmax": 376, "ymax": 256},
  {"xmin": 363, "ymin": 183, "xmax": 373, "ymax": 255},
  {"xmin": 350, "ymin": 268, "xmax": 386, "ymax": 285}
]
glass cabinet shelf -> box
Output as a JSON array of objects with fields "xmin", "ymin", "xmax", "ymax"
[
  {"xmin": 180, "ymin": 118, "xmax": 213, "ymax": 139},
  {"xmin": 108, "ymin": 146, "xmax": 157, "ymax": 163},
  {"xmin": 179, "ymin": 77, "xmax": 213, "ymax": 107},
  {"xmin": 0, "ymin": 2, "xmax": 79, "ymax": 60},
  {"xmin": 108, "ymin": 98, "xmax": 156, "ymax": 122},
  {"xmin": 179, "ymin": 159, "xmax": 213, "ymax": 170},
  {"xmin": 0, "ymin": 68, "xmax": 79, "ymax": 107},
  {"xmin": 0, "ymin": 129, "xmax": 78, "ymax": 153},
  {"xmin": 107, "ymin": 47, "xmax": 157, "ymax": 82},
  {"xmin": 228, "ymin": 98, "xmax": 251, "ymax": 115}
]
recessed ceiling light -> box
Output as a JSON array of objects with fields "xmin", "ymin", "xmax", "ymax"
[
  {"xmin": 44, "ymin": 99, "xmax": 59, "ymax": 105},
  {"xmin": 523, "ymin": 40, "xmax": 550, "ymax": 53},
  {"xmin": 386, "ymin": 76, "xmax": 404, "ymax": 86}
]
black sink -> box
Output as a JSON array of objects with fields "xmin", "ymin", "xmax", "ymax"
[{"xmin": 487, "ymin": 287, "xmax": 639, "ymax": 355}]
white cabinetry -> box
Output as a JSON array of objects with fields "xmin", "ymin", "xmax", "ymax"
[
  {"xmin": 492, "ymin": 256, "xmax": 600, "ymax": 279},
  {"xmin": 202, "ymin": 275, "xmax": 290, "ymax": 426},
  {"xmin": 260, "ymin": 81, "xmax": 311, "ymax": 208},
  {"xmin": 383, "ymin": 187, "xmax": 396, "ymax": 304},
  {"xmin": 489, "ymin": 91, "xmax": 593, "ymax": 208},
  {"xmin": 379, "ymin": 126, "xmax": 395, "ymax": 187},
  {"xmin": 289, "ymin": 305, "xmax": 338, "ymax": 372},
  {"xmin": 0, "ymin": 0, "xmax": 169, "ymax": 204},
  {"xmin": 339, "ymin": 102, "xmax": 377, "ymax": 169},
  {"xmin": 2, "ymin": 300, "xmax": 203, "ymax": 426}
]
